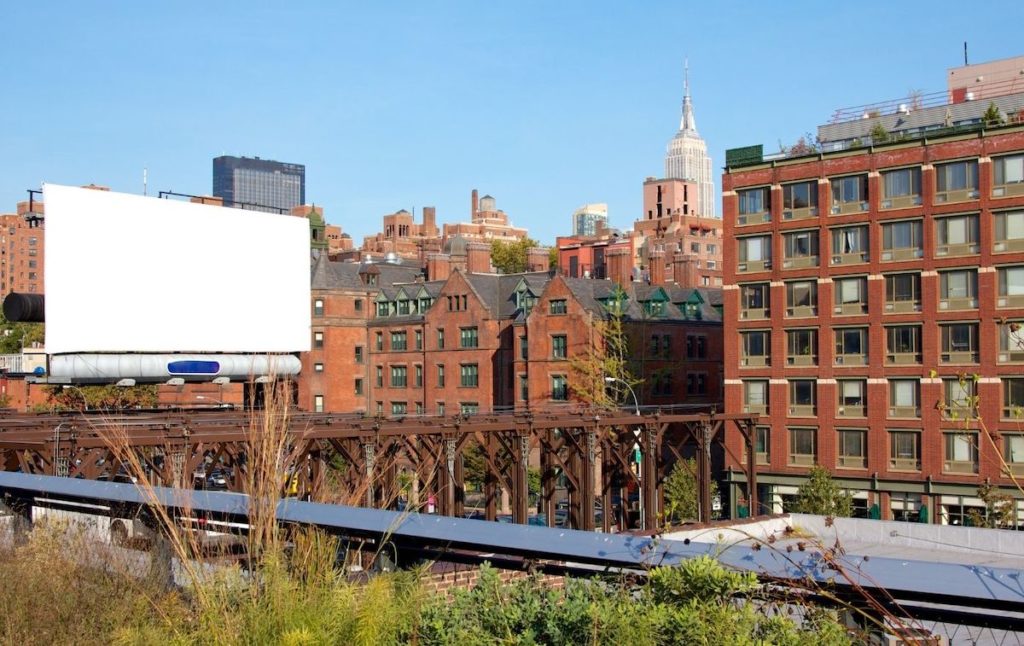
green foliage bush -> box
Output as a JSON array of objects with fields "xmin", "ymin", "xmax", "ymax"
[{"xmin": 0, "ymin": 527, "xmax": 853, "ymax": 645}]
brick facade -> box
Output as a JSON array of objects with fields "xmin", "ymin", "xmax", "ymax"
[
  {"xmin": 301, "ymin": 258, "xmax": 724, "ymax": 417},
  {"xmin": 722, "ymin": 125, "xmax": 1024, "ymax": 525}
]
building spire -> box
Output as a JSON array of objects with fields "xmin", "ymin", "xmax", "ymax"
[{"xmin": 680, "ymin": 58, "xmax": 697, "ymax": 133}]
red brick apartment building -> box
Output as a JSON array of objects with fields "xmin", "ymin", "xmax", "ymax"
[
  {"xmin": 301, "ymin": 256, "xmax": 723, "ymax": 417},
  {"xmin": 0, "ymin": 200, "xmax": 46, "ymax": 298},
  {"xmin": 722, "ymin": 114, "xmax": 1024, "ymax": 525}
]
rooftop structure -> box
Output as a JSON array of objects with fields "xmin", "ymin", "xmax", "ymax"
[
  {"xmin": 212, "ymin": 155, "xmax": 305, "ymax": 213},
  {"xmin": 664, "ymin": 62, "xmax": 716, "ymax": 218},
  {"xmin": 571, "ymin": 203, "xmax": 609, "ymax": 237}
]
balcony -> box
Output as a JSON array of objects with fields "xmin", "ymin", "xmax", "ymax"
[
  {"xmin": 789, "ymin": 453, "xmax": 815, "ymax": 467},
  {"xmin": 789, "ymin": 404, "xmax": 816, "ymax": 417},
  {"xmin": 881, "ymin": 195, "xmax": 922, "ymax": 210},
  {"xmin": 831, "ymin": 201, "xmax": 869, "ymax": 216},
  {"xmin": 935, "ymin": 242, "xmax": 980, "ymax": 257},
  {"xmin": 834, "ymin": 354, "xmax": 868, "ymax": 366},
  {"xmin": 939, "ymin": 297, "xmax": 978, "ymax": 311},
  {"xmin": 837, "ymin": 405, "xmax": 866, "ymax": 418},
  {"xmin": 995, "ymin": 238, "xmax": 1024, "ymax": 253},
  {"xmin": 786, "ymin": 305, "xmax": 817, "ymax": 318},
  {"xmin": 884, "ymin": 300, "xmax": 920, "ymax": 313},
  {"xmin": 838, "ymin": 455, "xmax": 867, "ymax": 469},
  {"xmin": 834, "ymin": 302, "xmax": 867, "ymax": 316},
  {"xmin": 886, "ymin": 352, "xmax": 922, "ymax": 365},
  {"xmin": 831, "ymin": 251, "xmax": 868, "ymax": 266},
  {"xmin": 998, "ymin": 294, "xmax": 1024, "ymax": 308},
  {"xmin": 993, "ymin": 183, "xmax": 1024, "ymax": 199},
  {"xmin": 888, "ymin": 406, "xmax": 920, "ymax": 419},
  {"xmin": 881, "ymin": 247, "xmax": 923, "ymax": 262},
  {"xmin": 934, "ymin": 188, "xmax": 979, "ymax": 204},
  {"xmin": 737, "ymin": 212, "xmax": 771, "ymax": 226},
  {"xmin": 944, "ymin": 460, "xmax": 978, "ymax": 474},
  {"xmin": 941, "ymin": 351, "xmax": 978, "ymax": 364},
  {"xmin": 782, "ymin": 206, "xmax": 818, "ymax": 221},
  {"xmin": 738, "ymin": 259, "xmax": 771, "ymax": 273},
  {"xmin": 890, "ymin": 457, "xmax": 920, "ymax": 472},
  {"xmin": 782, "ymin": 255, "xmax": 818, "ymax": 269},
  {"xmin": 787, "ymin": 354, "xmax": 816, "ymax": 366}
]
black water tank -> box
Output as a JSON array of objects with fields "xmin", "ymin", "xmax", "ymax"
[{"xmin": 3, "ymin": 293, "xmax": 45, "ymax": 323}]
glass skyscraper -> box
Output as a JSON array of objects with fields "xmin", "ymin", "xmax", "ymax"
[{"xmin": 213, "ymin": 155, "xmax": 305, "ymax": 213}]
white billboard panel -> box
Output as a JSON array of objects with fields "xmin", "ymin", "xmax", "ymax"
[{"xmin": 44, "ymin": 184, "xmax": 311, "ymax": 354}]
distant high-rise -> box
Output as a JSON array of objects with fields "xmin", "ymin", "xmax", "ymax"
[
  {"xmin": 212, "ymin": 155, "xmax": 305, "ymax": 213},
  {"xmin": 664, "ymin": 63, "xmax": 715, "ymax": 218},
  {"xmin": 571, "ymin": 203, "xmax": 608, "ymax": 236}
]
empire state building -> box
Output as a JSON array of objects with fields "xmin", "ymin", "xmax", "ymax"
[{"xmin": 664, "ymin": 66, "xmax": 716, "ymax": 218}]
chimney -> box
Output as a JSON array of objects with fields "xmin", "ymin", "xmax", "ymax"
[
  {"xmin": 606, "ymin": 246, "xmax": 632, "ymax": 288},
  {"xmin": 466, "ymin": 241, "xmax": 492, "ymax": 274},
  {"xmin": 426, "ymin": 253, "xmax": 452, "ymax": 282},
  {"xmin": 648, "ymin": 246, "xmax": 666, "ymax": 286},
  {"xmin": 471, "ymin": 189, "xmax": 479, "ymax": 218},
  {"xmin": 422, "ymin": 206, "xmax": 437, "ymax": 236},
  {"xmin": 526, "ymin": 247, "xmax": 550, "ymax": 273},
  {"xmin": 673, "ymin": 252, "xmax": 698, "ymax": 288}
]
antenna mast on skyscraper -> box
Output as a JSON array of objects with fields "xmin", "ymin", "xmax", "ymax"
[{"xmin": 143, "ymin": 167, "xmax": 148, "ymax": 196}]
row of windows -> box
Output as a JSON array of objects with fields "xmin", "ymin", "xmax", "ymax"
[
  {"xmin": 751, "ymin": 426, "xmax": 1024, "ymax": 475},
  {"xmin": 312, "ymin": 298, "xmax": 364, "ymax": 317},
  {"xmin": 739, "ymin": 267, "xmax": 1024, "ymax": 320},
  {"xmin": 740, "ymin": 321, "xmax": 1024, "ymax": 367},
  {"xmin": 376, "ymin": 297, "xmax": 434, "ymax": 318},
  {"xmin": 353, "ymin": 401, "xmax": 479, "ymax": 417},
  {"xmin": 742, "ymin": 377, "xmax": 1022, "ymax": 420},
  {"xmin": 737, "ymin": 210, "xmax": 1024, "ymax": 273},
  {"xmin": 371, "ymin": 363, "xmax": 478, "ymax": 389},
  {"xmin": 735, "ymin": 154, "xmax": 1024, "ymax": 225}
]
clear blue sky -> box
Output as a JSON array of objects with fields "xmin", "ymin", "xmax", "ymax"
[{"xmin": 2, "ymin": 2, "xmax": 1022, "ymax": 246}]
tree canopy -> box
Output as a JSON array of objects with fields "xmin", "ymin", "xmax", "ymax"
[
  {"xmin": 490, "ymin": 238, "xmax": 540, "ymax": 274},
  {"xmin": 794, "ymin": 465, "xmax": 853, "ymax": 517},
  {"xmin": 0, "ymin": 310, "xmax": 43, "ymax": 354}
]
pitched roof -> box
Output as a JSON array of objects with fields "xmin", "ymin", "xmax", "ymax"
[
  {"xmin": 310, "ymin": 255, "xmax": 422, "ymax": 291},
  {"xmin": 463, "ymin": 271, "xmax": 552, "ymax": 318},
  {"xmin": 562, "ymin": 278, "xmax": 722, "ymax": 323}
]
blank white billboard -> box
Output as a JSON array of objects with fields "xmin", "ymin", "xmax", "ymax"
[{"xmin": 44, "ymin": 184, "xmax": 311, "ymax": 354}]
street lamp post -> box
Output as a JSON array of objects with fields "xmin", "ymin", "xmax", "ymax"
[{"xmin": 604, "ymin": 377, "xmax": 645, "ymax": 528}]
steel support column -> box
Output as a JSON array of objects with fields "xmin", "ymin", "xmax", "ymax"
[{"xmin": 641, "ymin": 424, "xmax": 658, "ymax": 530}]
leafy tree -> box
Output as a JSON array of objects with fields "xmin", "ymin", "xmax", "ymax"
[
  {"xmin": 0, "ymin": 310, "xmax": 43, "ymax": 354},
  {"xmin": 663, "ymin": 457, "xmax": 719, "ymax": 524},
  {"xmin": 868, "ymin": 123, "xmax": 890, "ymax": 144},
  {"xmin": 462, "ymin": 441, "xmax": 487, "ymax": 491},
  {"xmin": 45, "ymin": 384, "xmax": 158, "ymax": 411},
  {"xmin": 569, "ymin": 306, "xmax": 642, "ymax": 409},
  {"xmin": 785, "ymin": 132, "xmax": 821, "ymax": 156},
  {"xmin": 982, "ymin": 101, "xmax": 1005, "ymax": 126},
  {"xmin": 794, "ymin": 465, "xmax": 852, "ymax": 517},
  {"xmin": 967, "ymin": 482, "xmax": 1015, "ymax": 528},
  {"xmin": 490, "ymin": 237, "xmax": 540, "ymax": 274},
  {"xmin": 547, "ymin": 247, "xmax": 559, "ymax": 272}
]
